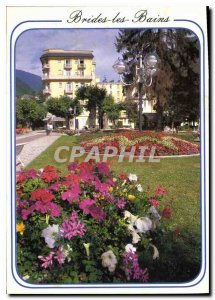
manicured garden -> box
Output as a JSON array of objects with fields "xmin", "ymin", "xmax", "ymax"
[
  {"xmin": 18, "ymin": 131, "xmax": 201, "ymax": 283},
  {"xmin": 80, "ymin": 131, "xmax": 200, "ymax": 156}
]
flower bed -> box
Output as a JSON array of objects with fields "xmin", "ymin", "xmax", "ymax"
[
  {"xmin": 80, "ymin": 131, "xmax": 200, "ymax": 156},
  {"xmin": 16, "ymin": 128, "xmax": 30, "ymax": 135},
  {"xmin": 16, "ymin": 162, "xmax": 174, "ymax": 283}
]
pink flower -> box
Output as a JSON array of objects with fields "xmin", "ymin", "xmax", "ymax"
[
  {"xmin": 49, "ymin": 183, "xmax": 61, "ymax": 191},
  {"xmin": 123, "ymin": 250, "xmax": 149, "ymax": 282},
  {"xmin": 54, "ymin": 247, "xmax": 66, "ymax": 264},
  {"xmin": 94, "ymin": 179, "xmax": 109, "ymax": 193},
  {"xmin": 148, "ymin": 198, "xmax": 159, "ymax": 207},
  {"xmin": 79, "ymin": 199, "xmax": 106, "ymax": 222},
  {"xmin": 67, "ymin": 162, "xmax": 78, "ymax": 172},
  {"xmin": 96, "ymin": 162, "xmax": 111, "ymax": 175},
  {"xmin": 116, "ymin": 198, "xmax": 126, "ymax": 209},
  {"xmin": 90, "ymin": 205, "xmax": 106, "ymax": 222},
  {"xmin": 155, "ymin": 186, "xmax": 167, "ymax": 197},
  {"xmin": 38, "ymin": 251, "xmax": 55, "ymax": 269},
  {"xmin": 61, "ymin": 186, "xmax": 81, "ymax": 203},
  {"xmin": 79, "ymin": 199, "xmax": 96, "ymax": 214},
  {"xmin": 60, "ymin": 211, "xmax": 86, "ymax": 240}
]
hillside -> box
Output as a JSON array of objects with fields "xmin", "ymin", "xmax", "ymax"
[
  {"xmin": 16, "ymin": 69, "xmax": 42, "ymax": 92},
  {"xmin": 16, "ymin": 78, "xmax": 35, "ymax": 97}
]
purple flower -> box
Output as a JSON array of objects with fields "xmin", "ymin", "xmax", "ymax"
[
  {"xmin": 94, "ymin": 179, "xmax": 109, "ymax": 193},
  {"xmin": 54, "ymin": 247, "xmax": 66, "ymax": 264},
  {"xmin": 90, "ymin": 205, "xmax": 106, "ymax": 222},
  {"xmin": 46, "ymin": 202, "xmax": 61, "ymax": 217},
  {"xmin": 96, "ymin": 162, "xmax": 110, "ymax": 175},
  {"xmin": 61, "ymin": 186, "xmax": 81, "ymax": 203},
  {"xmin": 60, "ymin": 211, "xmax": 86, "ymax": 240},
  {"xmin": 38, "ymin": 251, "xmax": 55, "ymax": 269},
  {"xmin": 79, "ymin": 199, "xmax": 96, "ymax": 214},
  {"xmin": 123, "ymin": 250, "xmax": 149, "ymax": 282},
  {"xmin": 67, "ymin": 162, "xmax": 78, "ymax": 172},
  {"xmin": 116, "ymin": 198, "xmax": 126, "ymax": 209},
  {"xmin": 79, "ymin": 199, "xmax": 106, "ymax": 222},
  {"xmin": 49, "ymin": 183, "xmax": 61, "ymax": 191}
]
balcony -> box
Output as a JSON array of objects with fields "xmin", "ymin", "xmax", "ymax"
[
  {"xmin": 64, "ymin": 63, "xmax": 72, "ymax": 69},
  {"xmin": 78, "ymin": 63, "xmax": 86, "ymax": 69},
  {"xmin": 42, "ymin": 64, "xmax": 50, "ymax": 70},
  {"xmin": 43, "ymin": 88, "xmax": 51, "ymax": 95},
  {"xmin": 42, "ymin": 74, "xmax": 92, "ymax": 80},
  {"xmin": 65, "ymin": 88, "xmax": 73, "ymax": 94}
]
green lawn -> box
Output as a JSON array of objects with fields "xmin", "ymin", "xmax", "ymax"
[{"xmin": 26, "ymin": 133, "xmax": 201, "ymax": 282}]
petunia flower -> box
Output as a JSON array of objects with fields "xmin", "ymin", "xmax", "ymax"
[
  {"xmin": 128, "ymin": 174, "xmax": 138, "ymax": 181},
  {"xmin": 125, "ymin": 244, "xmax": 137, "ymax": 253},
  {"xmin": 101, "ymin": 250, "xmax": 117, "ymax": 272},
  {"xmin": 41, "ymin": 224, "xmax": 60, "ymax": 248},
  {"xmin": 136, "ymin": 184, "xmax": 143, "ymax": 192}
]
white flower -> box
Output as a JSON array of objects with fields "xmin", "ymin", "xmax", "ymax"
[
  {"xmin": 41, "ymin": 224, "xmax": 60, "ymax": 248},
  {"xmin": 151, "ymin": 245, "xmax": 159, "ymax": 260},
  {"xmin": 23, "ymin": 275, "xmax": 30, "ymax": 281},
  {"xmin": 101, "ymin": 250, "xmax": 117, "ymax": 272},
  {"xmin": 124, "ymin": 210, "xmax": 152, "ymax": 244},
  {"xmin": 63, "ymin": 244, "xmax": 73, "ymax": 262},
  {"xmin": 128, "ymin": 173, "xmax": 138, "ymax": 181},
  {"xmin": 127, "ymin": 224, "xmax": 141, "ymax": 244},
  {"xmin": 149, "ymin": 206, "xmax": 161, "ymax": 220},
  {"xmin": 134, "ymin": 217, "xmax": 152, "ymax": 234},
  {"xmin": 125, "ymin": 244, "xmax": 137, "ymax": 253},
  {"xmin": 136, "ymin": 184, "xmax": 143, "ymax": 192},
  {"xmin": 124, "ymin": 210, "xmax": 138, "ymax": 224}
]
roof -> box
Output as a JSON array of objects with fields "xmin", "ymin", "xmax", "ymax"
[{"xmin": 40, "ymin": 50, "xmax": 94, "ymax": 60}]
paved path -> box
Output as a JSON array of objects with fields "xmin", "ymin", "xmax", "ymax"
[{"xmin": 16, "ymin": 132, "xmax": 61, "ymax": 170}]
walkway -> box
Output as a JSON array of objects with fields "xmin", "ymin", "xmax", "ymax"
[{"xmin": 16, "ymin": 131, "xmax": 61, "ymax": 170}]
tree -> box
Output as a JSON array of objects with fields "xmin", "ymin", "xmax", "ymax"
[
  {"xmin": 76, "ymin": 85, "xmax": 106, "ymax": 128},
  {"xmin": 46, "ymin": 96, "xmax": 82, "ymax": 129},
  {"xmin": 115, "ymin": 29, "xmax": 199, "ymax": 131},
  {"xmin": 100, "ymin": 95, "xmax": 123, "ymax": 128},
  {"xmin": 16, "ymin": 98, "xmax": 47, "ymax": 129}
]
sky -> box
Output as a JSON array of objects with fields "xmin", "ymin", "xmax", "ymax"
[{"xmin": 15, "ymin": 29, "xmax": 121, "ymax": 81}]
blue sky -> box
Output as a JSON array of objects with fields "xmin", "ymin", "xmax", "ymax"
[{"xmin": 16, "ymin": 29, "xmax": 121, "ymax": 81}]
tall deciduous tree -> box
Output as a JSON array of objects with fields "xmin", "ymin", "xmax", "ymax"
[
  {"xmin": 16, "ymin": 98, "xmax": 47, "ymax": 129},
  {"xmin": 76, "ymin": 85, "xmax": 106, "ymax": 128},
  {"xmin": 46, "ymin": 96, "xmax": 82, "ymax": 129}
]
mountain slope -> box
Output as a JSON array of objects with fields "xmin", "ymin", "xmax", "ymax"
[
  {"xmin": 16, "ymin": 78, "xmax": 35, "ymax": 97},
  {"xmin": 16, "ymin": 69, "xmax": 42, "ymax": 92}
]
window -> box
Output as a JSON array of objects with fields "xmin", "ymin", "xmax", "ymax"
[
  {"xmin": 79, "ymin": 59, "xmax": 84, "ymax": 65},
  {"xmin": 59, "ymin": 82, "xmax": 62, "ymax": 88},
  {"xmin": 66, "ymin": 70, "xmax": 71, "ymax": 77},
  {"xmin": 58, "ymin": 69, "xmax": 62, "ymax": 75},
  {"xmin": 80, "ymin": 70, "xmax": 84, "ymax": 76}
]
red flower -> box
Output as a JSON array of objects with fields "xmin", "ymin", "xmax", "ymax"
[
  {"xmin": 148, "ymin": 198, "xmax": 159, "ymax": 207},
  {"xmin": 155, "ymin": 186, "xmax": 168, "ymax": 197},
  {"xmin": 30, "ymin": 188, "xmax": 54, "ymax": 203},
  {"xmin": 16, "ymin": 174, "xmax": 26, "ymax": 184},
  {"xmin": 41, "ymin": 166, "xmax": 59, "ymax": 183},
  {"xmin": 162, "ymin": 206, "xmax": 172, "ymax": 219}
]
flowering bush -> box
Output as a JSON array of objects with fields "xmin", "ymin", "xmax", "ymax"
[
  {"xmin": 16, "ymin": 128, "xmax": 30, "ymax": 135},
  {"xmin": 16, "ymin": 162, "xmax": 174, "ymax": 283},
  {"xmin": 80, "ymin": 131, "xmax": 200, "ymax": 156}
]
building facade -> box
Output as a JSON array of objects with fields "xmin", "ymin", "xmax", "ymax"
[{"xmin": 41, "ymin": 49, "xmax": 155, "ymax": 130}]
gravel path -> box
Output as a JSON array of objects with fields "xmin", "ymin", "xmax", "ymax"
[{"xmin": 17, "ymin": 134, "xmax": 61, "ymax": 170}]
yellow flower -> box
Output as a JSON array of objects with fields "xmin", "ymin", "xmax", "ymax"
[
  {"xmin": 16, "ymin": 222, "xmax": 25, "ymax": 235},
  {"xmin": 113, "ymin": 178, "xmax": 117, "ymax": 182},
  {"xmin": 108, "ymin": 187, "xmax": 113, "ymax": 193},
  {"xmin": 128, "ymin": 194, "xmax": 136, "ymax": 201}
]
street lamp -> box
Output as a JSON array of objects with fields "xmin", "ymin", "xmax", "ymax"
[{"xmin": 113, "ymin": 52, "xmax": 159, "ymax": 131}]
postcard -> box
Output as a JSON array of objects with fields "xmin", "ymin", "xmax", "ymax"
[{"xmin": 5, "ymin": 3, "xmax": 209, "ymax": 295}]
